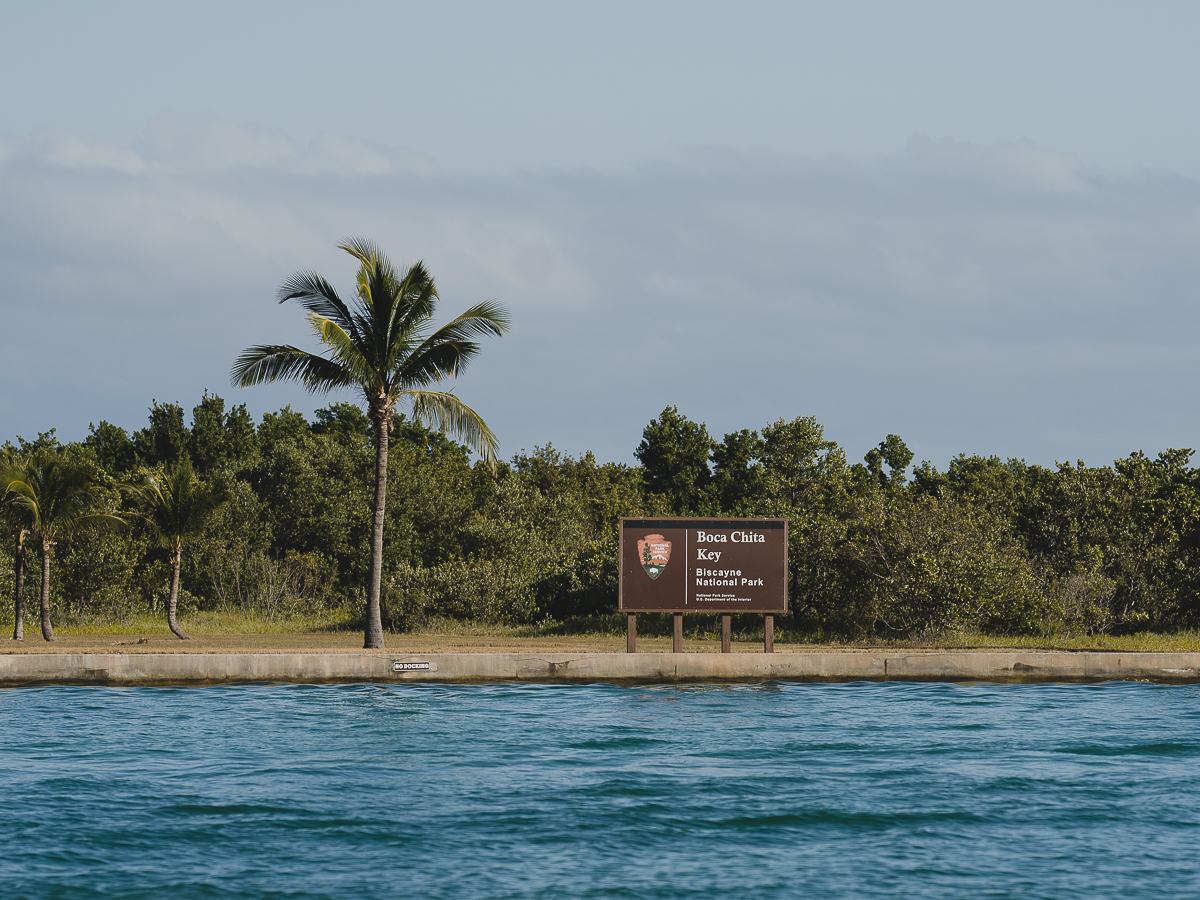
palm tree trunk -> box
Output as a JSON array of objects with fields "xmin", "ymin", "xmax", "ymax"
[
  {"xmin": 40, "ymin": 541, "xmax": 54, "ymax": 642},
  {"xmin": 11, "ymin": 529, "xmax": 25, "ymax": 641},
  {"xmin": 167, "ymin": 546, "xmax": 191, "ymax": 640},
  {"xmin": 364, "ymin": 413, "xmax": 389, "ymax": 649}
]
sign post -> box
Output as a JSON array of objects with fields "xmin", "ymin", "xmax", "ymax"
[{"xmin": 619, "ymin": 518, "xmax": 788, "ymax": 653}]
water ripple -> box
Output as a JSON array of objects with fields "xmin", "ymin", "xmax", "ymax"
[{"xmin": 3, "ymin": 681, "xmax": 1199, "ymax": 898}]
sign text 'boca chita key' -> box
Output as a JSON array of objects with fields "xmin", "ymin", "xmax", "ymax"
[{"xmin": 619, "ymin": 518, "xmax": 788, "ymax": 613}]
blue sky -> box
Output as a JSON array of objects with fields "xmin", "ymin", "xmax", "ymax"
[{"xmin": 2, "ymin": 1, "xmax": 1199, "ymax": 468}]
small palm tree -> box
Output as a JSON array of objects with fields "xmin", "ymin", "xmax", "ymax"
[
  {"xmin": 126, "ymin": 461, "xmax": 227, "ymax": 640},
  {"xmin": 1, "ymin": 452, "xmax": 32, "ymax": 641},
  {"xmin": 232, "ymin": 238, "xmax": 509, "ymax": 648},
  {"xmin": 2, "ymin": 453, "xmax": 123, "ymax": 641}
]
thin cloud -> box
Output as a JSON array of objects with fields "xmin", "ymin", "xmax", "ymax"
[
  {"xmin": 1, "ymin": 115, "xmax": 1198, "ymax": 468},
  {"xmin": 143, "ymin": 114, "xmax": 437, "ymax": 178}
]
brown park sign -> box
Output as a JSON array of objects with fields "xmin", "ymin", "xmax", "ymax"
[{"xmin": 619, "ymin": 518, "xmax": 788, "ymax": 613}]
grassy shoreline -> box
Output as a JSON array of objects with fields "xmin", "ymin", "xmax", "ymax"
[{"xmin": 6, "ymin": 612, "xmax": 1200, "ymax": 654}]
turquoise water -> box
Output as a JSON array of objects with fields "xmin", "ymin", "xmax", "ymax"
[{"xmin": 2, "ymin": 682, "xmax": 1199, "ymax": 899}]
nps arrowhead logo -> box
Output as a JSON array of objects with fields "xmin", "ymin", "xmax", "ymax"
[{"xmin": 638, "ymin": 534, "xmax": 672, "ymax": 580}]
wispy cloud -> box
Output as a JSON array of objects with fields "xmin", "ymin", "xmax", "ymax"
[
  {"xmin": 2, "ymin": 115, "xmax": 1198, "ymax": 467},
  {"xmin": 142, "ymin": 114, "xmax": 437, "ymax": 178}
]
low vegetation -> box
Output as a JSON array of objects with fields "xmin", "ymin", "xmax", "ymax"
[{"xmin": 5, "ymin": 398, "xmax": 1200, "ymax": 647}]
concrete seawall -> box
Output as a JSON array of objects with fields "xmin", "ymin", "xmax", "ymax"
[{"xmin": 3, "ymin": 651, "xmax": 1200, "ymax": 685}]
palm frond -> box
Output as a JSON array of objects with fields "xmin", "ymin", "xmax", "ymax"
[
  {"xmin": 349, "ymin": 241, "xmax": 403, "ymax": 353},
  {"xmin": 126, "ymin": 462, "xmax": 227, "ymax": 545},
  {"xmin": 4, "ymin": 453, "xmax": 122, "ymax": 540},
  {"xmin": 432, "ymin": 300, "xmax": 512, "ymax": 341},
  {"xmin": 400, "ymin": 300, "xmax": 511, "ymax": 379},
  {"xmin": 367, "ymin": 262, "xmax": 404, "ymax": 361},
  {"xmin": 406, "ymin": 390, "xmax": 500, "ymax": 467},
  {"xmin": 391, "ymin": 261, "xmax": 438, "ymax": 336},
  {"xmin": 339, "ymin": 236, "xmax": 388, "ymax": 274},
  {"xmin": 396, "ymin": 341, "xmax": 477, "ymax": 386},
  {"xmin": 1, "ymin": 463, "xmax": 25, "ymax": 498},
  {"xmin": 67, "ymin": 511, "xmax": 127, "ymax": 538},
  {"xmin": 277, "ymin": 271, "xmax": 362, "ymax": 344},
  {"xmin": 308, "ymin": 315, "xmax": 380, "ymax": 386},
  {"xmin": 339, "ymin": 238, "xmax": 417, "ymax": 377},
  {"xmin": 231, "ymin": 345, "xmax": 356, "ymax": 393},
  {"xmin": 2, "ymin": 464, "xmax": 40, "ymax": 526}
]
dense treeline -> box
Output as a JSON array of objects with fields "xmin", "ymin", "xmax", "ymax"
[{"xmin": 4, "ymin": 396, "xmax": 1200, "ymax": 639}]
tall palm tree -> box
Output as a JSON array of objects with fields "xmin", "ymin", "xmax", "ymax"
[
  {"xmin": 126, "ymin": 460, "xmax": 227, "ymax": 640},
  {"xmin": 2, "ymin": 453, "xmax": 123, "ymax": 641},
  {"xmin": 1, "ymin": 452, "xmax": 32, "ymax": 641},
  {"xmin": 231, "ymin": 238, "xmax": 510, "ymax": 648}
]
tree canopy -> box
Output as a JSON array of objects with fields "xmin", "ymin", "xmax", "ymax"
[{"xmin": 5, "ymin": 397, "xmax": 1200, "ymax": 642}]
